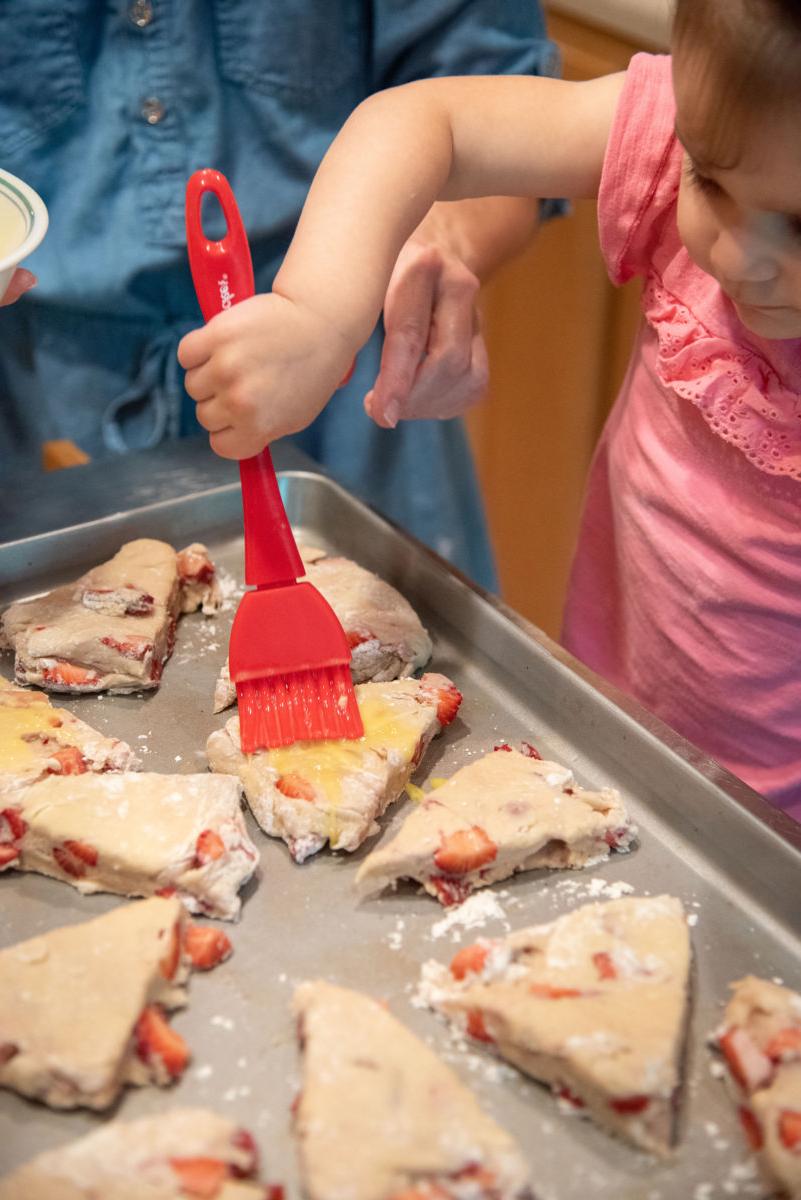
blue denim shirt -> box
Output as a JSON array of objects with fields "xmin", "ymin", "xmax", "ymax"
[{"xmin": 0, "ymin": 1, "xmax": 561, "ymax": 587}]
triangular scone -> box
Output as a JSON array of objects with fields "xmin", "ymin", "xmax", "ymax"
[
  {"xmin": 418, "ymin": 895, "xmax": 691, "ymax": 1156},
  {"xmin": 1, "ymin": 539, "xmax": 220, "ymax": 694},
  {"xmin": 711, "ymin": 976, "xmax": 801, "ymax": 1198},
  {"xmin": 2, "ymin": 772, "xmax": 258, "ymax": 920},
  {"xmin": 0, "ymin": 896, "xmax": 227, "ymax": 1109},
  {"xmin": 0, "ymin": 679, "xmax": 136, "ymax": 803},
  {"xmin": 356, "ymin": 747, "xmax": 636, "ymax": 905},
  {"xmin": 207, "ymin": 673, "xmax": 461, "ymax": 863},
  {"xmin": 213, "ymin": 548, "xmax": 432, "ymax": 711},
  {"xmin": 0, "ymin": 1108, "xmax": 267, "ymax": 1199},
  {"xmin": 293, "ymin": 981, "xmax": 531, "ymax": 1200}
]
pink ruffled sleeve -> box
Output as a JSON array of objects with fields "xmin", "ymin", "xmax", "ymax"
[{"xmin": 598, "ymin": 54, "xmax": 683, "ymax": 286}]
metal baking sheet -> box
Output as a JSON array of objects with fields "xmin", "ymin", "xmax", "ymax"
[{"xmin": 1, "ymin": 471, "xmax": 800, "ymax": 1199}]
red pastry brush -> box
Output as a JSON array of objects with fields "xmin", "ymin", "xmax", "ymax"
[{"xmin": 185, "ymin": 168, "xmax": 364, "ymax": 752}]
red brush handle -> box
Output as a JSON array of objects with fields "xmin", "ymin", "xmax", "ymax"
[{"xmin": 185, "ymin": 169, "xmax": 304, "ymax": 587}]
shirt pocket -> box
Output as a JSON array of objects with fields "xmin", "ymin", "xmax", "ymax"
[
  {"xmin": 0, "ymin": 2, "xmax": 86, "ymax": 157},
  {"xmin": 214, "ymin": 0, "xmax": 360, "ymax": 102}
]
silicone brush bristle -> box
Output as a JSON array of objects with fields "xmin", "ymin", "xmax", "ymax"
[{"xmin": 236, "ymin": 665, "xmax": 364, "ymax": 753}]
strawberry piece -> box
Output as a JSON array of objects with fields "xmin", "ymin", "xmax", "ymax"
[
  {"xmin": 466, "ymin": 1009, "xmax": 494, "ymax": 1043},
  {"xmin": 156, "ymin": 885, "xmax": 177, "ymax": 898},
  {"xmin": 41, "ymin": 661, "xmax": 99, "ymax": 687},
  {"xmin": 766, "ymin": 1026, "xmax": 801, "ymax": 1062},
  {"xmin": 53, "ymin": 845, "xmax": 86, "ymax": 878},
  {"xmin": 604, "ymin": 827, "xmax": 630, "ymax": 849},
  {"xmin": 0, "ymin": 808, "xmax": 26, "ymax": 842},
  {"xmin": 346, "ymin": 630, "xmax": 372, "ymax": 649},
  {"xmin": 433, "ymin": 682, "xmax": 463, "ymax": 728},
  {"xmin": 47, "ymin": 746, "xmax": 88, "ymax": 775},
  {"xmin": 430, "ymin": 876, "xmax": 472, "ymax": 907},
  {"xmin": 194, "ymin": 829, "xmax": 225, "ymax": 866},
  {"xmin": 169, "ymin": 1156, "xmax": 228, "ymax": 1197},
  {"xmin": 434, "ymin": 827, "xmax": 497, "ymax": 875},
  {"xmin": 556, "ymin": 1084, "xmax": 586, "ymax": 1109},
  {"xmin": 160, "ymin": 922, "xmax": 182, "ymax": 981},
  {"xmin": 183, "ymin": 925, "xmax": 233, "ymax": 971},
  {"xmin": 529, "ymin": 983, "xmax": 583, "ymax": 999},
  {"xmin": 275, "ymin": 773, "xmax": 315, "ymax": 802},
  {"xmin": 738, "ymin": 1106, "xmax": 763, "ymax": 1151},
  {"xmin": 720, "ymin": 1027, "xmax": 774, "ymax": 1092},
  {"xmin": 520, "ymin": 741, "xmax": 542, "ymax": 759},
  {"xmin": 0, "ymin": 845, "xmax": 20, "ymax": 868},
  {"xmin": 264, "ymin": 1188, "xmax": 286, "ymax": 1200},
  {"xmin": 779, "ymin": 1110, "xmax": 801, "ymax": 1152},
  {"xmin": 100, "ymin": 635, "xmax": 151, "ymax": 661},
  {"xmin": 450, "ymin": 943, "xmax": 490, "ymax": 981},
  {"xmin": 493, "ymin": 743, "xmax": 512, "ymax": 753},
  {"xmin": 177, "ymin": 546, "xmax": 215, "ymax": 584},
  {"xmin": 135, "ymin": 1005, "xmax": 189, "ymax": 1078},
  {"xmin": 230, "ymin": 1128, "xmax": 259, "ymax": 1177},
  {"xmin": 65, "ymin": 839, "xmax": 98, "ymax": 866},
  {"xmin": 593, "ymin": 951, "xmax": 617, "ymax": 981},
  {"xmin": 609, "ymin": 1095, "xmax": 651, "ymax": 1114}
]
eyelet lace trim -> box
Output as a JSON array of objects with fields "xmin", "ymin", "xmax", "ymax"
[{"xmin": 644, "ymin": 275, "xmax": 801, "ymax": 479}]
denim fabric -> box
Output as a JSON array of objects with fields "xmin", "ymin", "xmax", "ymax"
[{"xmin": 0, "ymin": 0, "xmax": 561, "ymax": 588}]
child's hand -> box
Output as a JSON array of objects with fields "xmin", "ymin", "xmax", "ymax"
[
  {"xmin": 364, "ymin": 238, "xmax": 488, "ymax": 428},
  {"xmin": 178, "ymin": 293, "xmax": 354, "ymax": 459}
]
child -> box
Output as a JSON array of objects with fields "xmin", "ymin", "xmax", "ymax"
[{"xmin": 179, "ymin": 0, "xmax": 801, "ymax": 818}]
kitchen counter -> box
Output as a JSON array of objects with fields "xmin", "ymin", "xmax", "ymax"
[{"xmin": 547, "ymin": 0, "xmax": 672, "ymax": 50}]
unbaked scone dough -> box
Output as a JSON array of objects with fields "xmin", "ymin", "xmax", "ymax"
[
  {"xmin": 711, "ymin": 975, "xmax": 801, "ymax": 1198},
  {"xmin": 418, "ymin": 895, "xmax": 691, "ymax": 1155},
  {"xmin": 2, "ymin": 539, "xmax": 221, "ymax": 693},
  {"xmin": 356, "ymin": 747, "xmax": 636, "ymax": 905},
  {"xmin": 207, "ymin": 673, "xmax": 461, "ymax": 862},
  {"xmin": 3, "ymin": 771, "xmax": 258, "ymax": 920},
  {"xmin": 293, "ymin": 980, "xmax": 530, "ymax": 1200},
  {"xmin": 213, "ymin": 548, "xmax": 432, "ymax": 712},
  {"xmin": 0, "ymin": 896, "xmax": 220, "ymax": 1110},
  {"xmin": 0, "ymin": 1108, "xmax": 267, "ymax": 1199}
]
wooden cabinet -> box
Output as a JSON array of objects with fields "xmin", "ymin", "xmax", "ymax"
[{"xmin": 468, "ymin": 10, "xmax": 658, "ymax": 637}]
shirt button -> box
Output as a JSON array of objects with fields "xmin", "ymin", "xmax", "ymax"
[
  {"xmin": 129, "ymin": 0, "xmax": 154, "ymax": 27},
  {"xmin": 141, "ymin": 97, "xmax": 166, "ymax": 125}
]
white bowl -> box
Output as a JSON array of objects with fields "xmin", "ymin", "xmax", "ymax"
[{"xmin": 0, "ymin": 169, "xmax": 48, "ymax": 302}]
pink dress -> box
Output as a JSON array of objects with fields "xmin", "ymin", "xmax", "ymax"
[{"xmin": 561, "ymin": 54, "xmax": 801, "ymax": 818}]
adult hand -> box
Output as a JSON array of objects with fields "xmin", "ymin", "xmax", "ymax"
[
  {"xmin": 364, "ymin": 235, "xmax": 489, "ymax": 428},
  {"xmin": 0, "ymin": 268, "xmax": 36, "ymax": 306}
]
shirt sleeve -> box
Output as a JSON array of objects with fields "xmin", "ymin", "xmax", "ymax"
[
  {"xmin": 370, "ymin": 0, "xmax": 566, "ymax": 221},
  {"xmin": 598, "ymin": 53, "xmax": 683, "ymax": 284}
]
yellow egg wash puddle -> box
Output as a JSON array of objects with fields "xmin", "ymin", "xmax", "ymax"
[
  {"xmin": 0, "ymin": 701, "xmax": 63, "ymax": 773},
  {"xmin": 260, "ymin": 693, "xmax": 422, "ymax": 845}
]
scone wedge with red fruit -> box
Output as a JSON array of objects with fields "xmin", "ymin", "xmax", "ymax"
[
  {"xmin": 1, "ymin": 539, "xmax": 220, "ymax": 693},
  {"xmin": 1, "ymin": 772, "xmax": 258, "ymax": 920},
  {"xmin": 207, "ymin": 673, "xmax": 461, "ymax": 863},
  {"xmin": 293, "ymin": 981, "xmax": 531, "ymax": 1200},
  {"xmin": 418, "ymin": 895, "xmax": 691, "ymax": 1156},
  {"xmin": 0, "ymin": 1108, "xmax": 270, "ymax": 1200},
  {"xmin": 0, "ymin": 677, "xmax": 136, "ymax": 800},
  {"xmin": 711, "ymin": 976, "xmax": 801, "ymax": 1198},
  {"xmin": 355, "ymin": 745, "xmax": 635, "ymax": 905},
  {"xmin": 0, "ymin": 896, "xmax": 231, "ymax": 1110},
  {"xmin": 213, "ymin": 547, "xmax": 432, "ymax": 712}
]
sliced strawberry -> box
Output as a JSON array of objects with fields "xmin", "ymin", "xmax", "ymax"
[
  {"xmin": 765, "ymin": 1026, "xmax": 801, "ymax": 1062},
  {"xmin": 275, "ymin": 773, "xmax": 315, "ymax": 802},
  {"xmin": 0, "ymin": 845, "xmax": 20, "ymax": 868},
  {"xmin": 430, "ymin": 876, "xmax": 472, "ymax": 907},
  {"xmin": 41, "ymin": 661, "xmax": 100, "ymax": 687},
  {"xmin": 450, "ymin": 943, "xmax": 490, "ymax": 981},
  {"xmin": 156, "ymin": 885, "xmax": 178, "ymax": 898},
  {"xmin": 556, "ymin": 1084, "xmax": 586, "ymax": 1109},
  {"xmin": 100, "ymin": 635, "xmax": 152, "ymax": 661},
  {"xmin": 593, "ymin": 951, "xmax": 617, "ymax": 981},
  {"xmin": 738, "ymin": 1106, "xmax": 763, "ymax": 1151},
  {"xmin": 719, "ymin": 1027, "xmax": 773, "ymax": 1092},
  {"xmin": 520, "ymin": 741, "xmax": 542, "ymax": 759},
  {"xmin": 177, "ymin": 546, "xmax": 215, "ymax": 584},
  {"xmin": 603, "ymin": 827, "xmax": 630, "ymax": 849},
  {"xmin": 135, "ymin": 1005, "xmax": 189, "ymax": 1078},
  {"xmin": 47, "ymin": 746, "xmax": 88, "ymax": 775},
  {"xmin": 433, "ymin": 682, "xmax": 462, "ymax": 727},
  {"xmin": 53, "ymin": 845, "xmax": 87, "ymax": 878},
  {"xmin": 65, "ymin": 839, "xmax": 98, "ymax": 866},
  {"xmin": 466, "ymin": 1009, "xmax": 494, "ymax": 1043},
  {"xmin": 609, "ymin": 1095, "xmax": 651, "ymax": 1114},
  {"xmin": 434, "ymin": 827, "xmax": 497, "ymax": 875},
  {"xmin": 194, "ymin": 829, "xmax": 225, "ymax": 866},
  {"xmin": 529, "ymin": 983, "xmax": 583, "ymax": 1000},
  {"xmin": 183, "ymin": 925, "xmax": 233, "ymax": 971},
  {"xmin": 263, "ymin": 1188, "xmax": 286, "ymax": 1200},
  {"xmin": 159, "ymin": 922, "xmax": 182, "ymax": 980},
  {"xmin": 779, "ymin": 1110, "xmax": 801, "ymax": 1152},
  {"xmin": 346, "ymin": 630, "xmax": 372, "ymax": 649},
  {"xmin": 0, "ymin": 808, "xmax": 26, "ymax": 842},
  {"xmin": 493, "ymin": 743, "xmax": 513, "ymax": 753},
  {"xmin": 169, "ymin": 1156, "xmax": 228, "ymax": 1197},
  {"xmin": 229, "ymin": 1128, "xmax": 259, "ymax": 1177}
]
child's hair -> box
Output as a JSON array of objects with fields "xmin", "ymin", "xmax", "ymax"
[{"xmin": 672, "ymin": 0, "xmax": 801, "ymax": 168}]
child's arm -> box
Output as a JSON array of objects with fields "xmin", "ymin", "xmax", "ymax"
[{"xmin": 178, "ymin": 72, "xmax": 624, "ymax": 459}]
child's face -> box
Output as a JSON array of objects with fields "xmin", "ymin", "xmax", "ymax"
[{"xmin": 673, "ymin": 56, "xmax": 801, "ymax": 340}]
